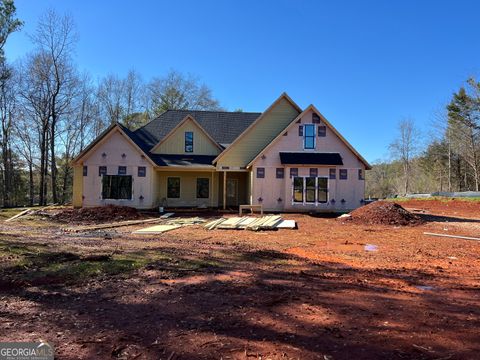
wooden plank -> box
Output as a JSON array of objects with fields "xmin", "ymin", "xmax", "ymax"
[
  {"xmin": 424, "ymin": 232, "xmax": 480, "ymax": 241},
  {"xmin": 5, "ymin": 209, "xmax": 31, "ymax": 222},
  {"xmin": 160, "ymin": 212, "xmax": 175, "ymax": 219},
  {"xmin": 276, "ymin": 220, "xmax": 296, "ymax": 229},
  {"xmin": 133, "ymin": 224, "xmax": 181, "ymax": 234},
  {"xmin": 63, "ymin": 217, "xmax": 162, "ymax": 233}
]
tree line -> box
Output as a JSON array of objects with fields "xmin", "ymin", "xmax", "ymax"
[
  {"xmin": 0, "ymin": 2, "xmax": 221, "ymax": 207},
  {"xmin": 367, "ymin": 78, "xmax": 480, "ymax": 198}
]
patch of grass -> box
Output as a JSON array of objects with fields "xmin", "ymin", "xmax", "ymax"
[{"xmin": 0, "ymin": 208, "xmax": 27, "ymax": 220}]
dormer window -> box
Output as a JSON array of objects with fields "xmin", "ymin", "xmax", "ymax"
[
  {"xmin": 185, "ymin": 131, "xmax": 193, "ymax": 152},
  {"xmin": 304, "ymin": 124, "xmax": 315, "ymax": 149}
]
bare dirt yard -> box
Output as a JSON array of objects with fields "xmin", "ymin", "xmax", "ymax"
[{"xmin": 0, "ymin": 199, "xmax": 479, "ymax": 360}]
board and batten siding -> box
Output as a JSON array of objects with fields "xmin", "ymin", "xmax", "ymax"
[
  {"xmin": 216, "ymin": 97, "xmax": 301, "ymax": 168},
  {"xmin": 152, "ymin": 118, "xmax": 221, "ymax": 156},
  {"xmin": 251, "ymin": 108, "xmax": 366, "ymax": 212},
  {"xmin": 79, "ymin": 130, "xmax": 155, "ymax": 209}
]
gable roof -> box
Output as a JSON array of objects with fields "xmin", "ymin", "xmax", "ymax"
[
  {"xmin": 72, "ymin": 122, "xmax": 156, "ymax": 166},
  {"xmin": 135, "ymin": 110, "xmax": 260, "ymax": 149},
  {"xmin": 150, "ymin": 115, "xmax": 223, "ymax": 153},
  {"xmin": 212, "ymin": 93, "xmax": 302, "ymax": 165},
  {"xmin": 246, "ymin": 105, "xmax": 372, "ymax": 170}
]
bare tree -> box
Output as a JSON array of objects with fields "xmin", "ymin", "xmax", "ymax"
[
  {"xmin": 147, "ymin": 69, "xmax": 221, "ymax": 116},
  {"xmin": 30, "ymin": 9, "xmax": 78, "ymax": 204},
  {"xmin": 97, "ymin": 74, "xmax": 125, "ymax": 125},
  {"xmin": 389, "ymin": 118, "xmax": 421, "ymax": 195}
]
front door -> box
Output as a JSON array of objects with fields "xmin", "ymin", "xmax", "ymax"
[{"xmin": 226, "ymin": 178, "xmax": 238, "ymax": 207}]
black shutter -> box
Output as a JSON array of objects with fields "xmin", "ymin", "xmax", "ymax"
[{"xmin": 298, "ymin": 125, "xmax": 303, "ymax": 136}]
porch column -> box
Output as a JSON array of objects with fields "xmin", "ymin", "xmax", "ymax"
[{"xmin": 223, "ymin": 171, "xmax": 227, "ymax": 210}]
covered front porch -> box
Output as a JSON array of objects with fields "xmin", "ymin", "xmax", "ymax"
[
  {"xmin": 152, "ymin": 168, "xmax": 250, "ymax": 209},
  {"xmin": 218, "ymin": 171, "xmax": 250, "ymax": 210}
]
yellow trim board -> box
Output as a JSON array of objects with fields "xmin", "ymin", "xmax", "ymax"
[{"xmin": 133, "ymin": 224, "xmax": 181, "ymax": 234}]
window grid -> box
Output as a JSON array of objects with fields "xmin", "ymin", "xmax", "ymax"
[{"xmin": 304, "ymin": 124, "xmax": 315, "ymax": 149}]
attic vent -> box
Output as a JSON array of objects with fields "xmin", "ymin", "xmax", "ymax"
[{"xmin": 101, "ymin": 152, "xmax": 107, "ymax": 158}]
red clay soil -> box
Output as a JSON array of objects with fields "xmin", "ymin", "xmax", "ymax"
[
  {"xmin": 399, "ymin": 198, "xmax": 480, "ymax": 219},
  {"xmin": 1, "ymin": 200, "xmax": 479, "ymax": 359},
  {"xmin": 51, "ymin": 205, "xmax": 142, "ymax": 224},
  {"xmin": 346, "ymin": 201, "xmax": 424, "ymax": 226}
]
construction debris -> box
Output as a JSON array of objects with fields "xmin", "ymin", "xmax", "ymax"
[
  {"xmin": 132, "ymin": 217, "xmax": 206, "ymax": 234},
  {"xmin": 424, "ymin": 232, "xmax": 480, "ymax": 241},
  {"xmin": 205, "ymin": 215, "xmax": 294, "ymax": 231},
  {"xmin": 63, "ymin": 217, "xmax": 163, "ymax": 233},
  {"xmin": 133, "ymin": 224, "xmax": 181, "ymax": 234},
  {"xmin": 160, "ymin": 212, "xmax": 174, "ymax": 219}
]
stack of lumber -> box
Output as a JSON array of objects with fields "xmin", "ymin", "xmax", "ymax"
[{"xmin": 205, "ymin": 215, "xmax": 291, "ymax": 231}]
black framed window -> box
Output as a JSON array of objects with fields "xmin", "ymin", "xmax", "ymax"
[
  {"xmin": 99, "ymin": 166, "xmax": 107, "ymax": 176},
  {"xmin": 317, "ymin": 178, "xmax": 328, "ymax": 203},
  {"xmin": 293, "ymin": 177, "xmax": 303, "ymax": 202},
  {"xmin": 304, "ymin": 124, "xmax": 315, "ymax": 149},
  {"xmin": 185, "ymin": 131, "xmax": 193, "ymax": 152},
  {"xmin": 83, "ymin": 166, "xmax": 88, "ymax": 176},
  {"xmin": 102, "ymin": 175, "xmax": 132, "ymax": 199},
  {"xmin": 305, "ymin": 177, "xmax": 316, "ymax": 203},
  {"xmin": 276, "ymin": 168, "xmax": 284, "ymax": 179},
  {"xmin": 318, "ymin": 126, "xmax": 326, "ymax": 137},
  {"xmin": 358, "ymin": 169, "xmax": 364, "ymax": 180},
  {"xmin": 312, "ymin": 113, "xmax": 320, "ymax": 123},
  {"xmin": 138, "ymin": 166, "xmax": 146, "ymax": 177},
  {"xmin": 329, "ymin": 168, "xmax": 336, "ymax": 179},
  {"xmin": 256, "ymin": 167, "xmax": 265, "ymax": 178},
  {"xmin": 310, "ymin": 168, "xmax": 318, "ymax": 177},
  {"xmin": 167, "ymin": 177, "xmax": 180, "ymax": 198},
  {"xmin": 340, "ymin": 169, "xmax": 348, "ymax": 180},
  {"xmin": 118, "ymin": 166, "xmax": 127, "ymax": 175},
  {"xmin": 196, "ymin": 178, "xmax": 209, "ymax": 198},
  {"xmin": 290, "ymin": 168, "xmax": 298, "ymax": 178}
]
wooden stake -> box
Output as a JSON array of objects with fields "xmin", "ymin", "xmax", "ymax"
[{"xmin": 424, "ymin": 232, "xmax": 480, "ymax": 241}]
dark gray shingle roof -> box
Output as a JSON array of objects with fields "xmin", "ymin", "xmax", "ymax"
[{"xmin": 134, "ymin": 110, "xmax": 261, "ymax": 149}]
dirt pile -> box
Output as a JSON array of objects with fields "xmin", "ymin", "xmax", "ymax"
[
  {"xmin": 345, "ymin": 201, "xmax": 424, "ymax": 226},
  {"xmin": 51, "ymin": 205, "xmax": 141, "ymax": 224}
]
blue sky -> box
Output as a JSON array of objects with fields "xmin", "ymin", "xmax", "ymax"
[{"xmin": 6, "ymin": 0, "xmax": 480, "ymax": 162}]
